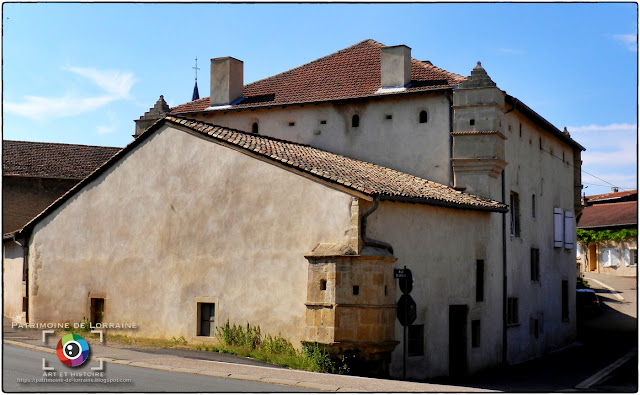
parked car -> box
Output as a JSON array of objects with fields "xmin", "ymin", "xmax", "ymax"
[{"xmin": 576, "ymin": 288, "xmax": 601, "ymax": 317}]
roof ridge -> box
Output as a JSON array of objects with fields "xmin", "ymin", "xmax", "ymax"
[{"xmin": 3, "ymin": 140, "xmax": 122, "ymax": 150}]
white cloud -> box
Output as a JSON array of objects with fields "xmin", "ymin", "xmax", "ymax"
[
  {"xmin": 567, "ymin": 123, "xmax": 637, "ymax": 133},
  {"xmin": 4, "ymin": 67, "xmax": 136, "ymax": 120},
  {"xmin": 612, "ymin": 34, "xmax": 637, "ymax": 52}
]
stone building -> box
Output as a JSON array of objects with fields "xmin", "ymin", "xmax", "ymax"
[
  {"xmin": 577, "ymin": 189, "xmax": 637, "ymax": 277},
  {"xmin": 4, "ymin": 39, "xmax": 584, "ymax": 379}
]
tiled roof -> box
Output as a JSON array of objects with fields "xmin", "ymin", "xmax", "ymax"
[
  {"xmin": 170, "ymin": 39, "xmax": 466, "ymax": 114},
  {"xmin": 3, "ymin": 140, "xmax": 121, "ymax": 180},
  {"xmin": 578, "ymin": 201, "xmax": 638, "ymax": 229},
  {"xmin": 166, "ymin": 117, "xmax": 507, "ymax": 212},
  {"xmin": 586, "ymin": 189, "xmax": 637, "ymax": 203}
]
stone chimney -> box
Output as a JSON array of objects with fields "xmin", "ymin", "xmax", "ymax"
[
  {"xmin": 380, "ymin": 45, "xmax": 412, "ymax": 89},
  {"xmin": 210, "ymin": 57, "xmax": 244, "ymax": 107},
  {"xmin": 134, "ymin": 95, "xmax": 170, "ymax": 138}
]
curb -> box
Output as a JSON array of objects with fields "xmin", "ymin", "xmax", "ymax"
[{"xmin": 574, "ymin": 348, "xmax": 637, "ymax": 389}]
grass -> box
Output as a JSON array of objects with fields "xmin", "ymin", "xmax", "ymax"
[{"xmin": 55, "ymin": 318, "xmax": 351, "ymax": 374}]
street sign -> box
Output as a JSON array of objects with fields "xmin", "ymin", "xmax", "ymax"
[
  {"xmin": 398, "ymin": 269, "xmax": 413, "ymax": 294},
  {"xmin": 397, "ymin": 294, "xmax": 417, "ymax": 326},
  {"xmin": 394, "ymin": 269, "xmax": 408, "ymax": 278}
]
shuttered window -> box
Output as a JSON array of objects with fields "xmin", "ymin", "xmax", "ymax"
[
  {"xmin": 554, "ymin": 208, "xmax": 564, "ymax": 248},
  {"xmin": 564, "ymin": 211, "xmax": 575, "ymax": 249}
]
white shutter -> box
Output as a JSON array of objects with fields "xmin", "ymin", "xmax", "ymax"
[
  {"xmin": 624, "ymin": 249, "xmax": 631, "ymax": 266},
  {"xmin": 601, "ymin": 249, "xmax": 611, "ymax": 267},
  {"xmin": 564, "ymin": 211, "xmax": 575, "ymax": 249},
  {"xmin": 554, "ymin": 208, "xmax": 564, "ymax": 248},
  {"xmin": 611, "ymin": 249, "xmax": 621, "ymax": 267}
]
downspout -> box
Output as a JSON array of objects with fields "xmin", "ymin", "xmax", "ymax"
[
  {"xmin": 445, "ymin": 90, "xmax": 454, "ymax": 187},
  {"xmin": 360, "ymin": 198, "xmax": 394, "ymax": 255},
  {"xmin": 501, "ymin": 170, "xmax": 507, "ymax": 365},
  {"xmin": 12, "ymin": 234, "xmax": 29, "ymax": 323}
]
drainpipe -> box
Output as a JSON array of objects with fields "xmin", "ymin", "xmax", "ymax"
[
  {"xmin": 12, "ymin": 235, "xmax": 29, "ymax": 323},
  {"xmin": 445, "ymin": 90, "xmax": 454, "ymax": 187},
  {"xmin": 501, "ymin": 170, "xmax": 507, "ymax": 365},
  {"xmin": 360, "ymin": 198, "xmax": 394, "ymax": 255}
]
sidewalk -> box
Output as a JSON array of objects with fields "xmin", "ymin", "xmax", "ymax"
[{"xmin": 3, "ymin": 328, "xmax": 486, "ymax": 392}]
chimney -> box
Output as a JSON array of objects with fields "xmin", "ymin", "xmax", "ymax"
[
  {"xmin": 210, "ymin": 57, "xmax": 244, "ymax": 107},
  {"xmin": 380, "ymin": 45, "xmax": 412, "ymax": 89}
]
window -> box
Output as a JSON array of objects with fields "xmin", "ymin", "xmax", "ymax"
[
  {"xmin": 351, "ymin": 114, "xmax": 360, "ymax": 128},
  {"xmin": 288, "ymin": 122, "xmax": 295, "ymax": 127},
  {"xmin": 507, "ymin": 298, "xmax": 519, "ymax": 325},
  {"xmin": 22, "ymin": 297, "xmax": 27, "ymax": 313},
  {"xmin": 531, "ymin": 194, "xmax": 536, "ymax": 218},
  {"xmin": 385, "ymin": 114, "xmax": 392, "ymax": 120},
  {"xmin": 471, "ymin": 320, "xmax": 481, "ymax": 348},
  {"xmin": 530, "ymin": 317, "xmax": 541, "ymax": 339},
  {"xmin": 320, "ymin": 279, "xmax": 327, "ymax": 291},
  {"xmin": 419, "ymin": 110, "xmax": 428, "ymax": 123},
  {"xmin": 601, "ymin": 248, "xmax": 620, "ymax": 267},
  {"xmin": 561, "ymin": 280, "xmax": 569, "ymax": 321},
  {"xmin": 625, "ymin": 248, "xmax": 638, "ymax": 266},
  {"xmin": 352, "ymin": 285, "xmax": 360, "ymax": 296},
  {"xmin": 475, "ymin": 260, "xmax": 484, "ymax": 302},
  {"xmin": 554, "ymin": 208, "xmax": 564, "ymax": 248},
  {"xmin": 564, "ymin": 211, "xmax": 575, "ymax": 249},
  {"xmin": 198, "ymin": 303, "xmax": 215, "ymax": 337},
  {"xmin": 469, "ymin": 119, "xmax": 475, "ymax": 126},
  {"xmin": 510, "ymin": 192, "xmax": 520, "ymax": 237},
  {"xmin": 408, "ymin": 324, "xmax": 425, "ymax": 356},
  {"xmin": 530, "ymin": 248, "xmax": 540, "ymax": 282},
  {"xmin": 251, "ymin": 122, "xmax": 259, "ymax": 134},
  {"xmin": 320, "ymin": 120, "xmax": 327, "ymax": 125}
]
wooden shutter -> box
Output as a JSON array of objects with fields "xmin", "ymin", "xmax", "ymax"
[
  {"xmin": 554, "ymin": 208, "xmax": 564, "ymax": 248},
  {"xmin": 564, "ymin": 211, "xmax": 575, "ymax": 249}
]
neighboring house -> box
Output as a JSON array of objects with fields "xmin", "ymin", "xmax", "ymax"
[
  {"xmin": 577, "ymin": 189, "xmax": 638, "ymax": 277},
  {"xmin": 2, "ymin": 140, "xmax": 121, "ymax": 323},
  {"xmin": 4, "ymin": 39, "xmax": 584, "ymax": 379}
]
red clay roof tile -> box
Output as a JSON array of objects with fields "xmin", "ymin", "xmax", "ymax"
[
  {"xmin": 578, "ymin": 201, "xmax": 638, "ymax": 229},
  {"xmin": 170, "ymin": 39, "xmax": 466, "ymax": 115}
]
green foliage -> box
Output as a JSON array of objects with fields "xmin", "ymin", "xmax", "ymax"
[
  {"xmin": 577, "ymin": 277, "xmax": 590, "ymax": 289},
  {"xmin": 214, "ymin": 320, "xmax": 349, "ymax": 374},
  {"xmin": 577, "ymin": 228, "xmax": 637, "ymax": 245}
]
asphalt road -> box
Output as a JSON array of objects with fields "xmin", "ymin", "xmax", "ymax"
[{"xmin": 2, "ymin": 344, "xmax": 308, "ymax": 392}]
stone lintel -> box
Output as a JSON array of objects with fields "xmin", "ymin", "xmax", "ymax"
[{"xmin": 452, "ymin": 157, "xmax": 507, "ymax": 179}]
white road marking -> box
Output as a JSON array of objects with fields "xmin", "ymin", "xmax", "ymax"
[
  {"xmin": 586, "ymin": 278, "xmax": 625, "ymax": 301},
  {"xmin": 575, "ymin": 349, "xmax": 636, "ymax": 389}
]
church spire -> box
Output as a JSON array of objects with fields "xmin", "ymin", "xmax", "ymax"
[{"xmin": 192, "ymin": 57, "xmax": 200, "ymax": 101}]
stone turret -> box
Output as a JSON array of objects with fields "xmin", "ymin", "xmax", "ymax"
[
  {"xmin": 134, "ymin": 96, "xmax": 171, "ymax": 138},
  {"xmin": 451, "ymin": 62, "xmax": 507, "ymax": 201}
]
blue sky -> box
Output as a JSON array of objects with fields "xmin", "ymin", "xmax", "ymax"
[{"xmin": 3, "ymin": 2, "xmax": 637, "ymax": 195}]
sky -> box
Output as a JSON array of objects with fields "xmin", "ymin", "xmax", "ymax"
[{"xmin": 2, "ymin": 2, "xmax": 637, "ymax": 196}]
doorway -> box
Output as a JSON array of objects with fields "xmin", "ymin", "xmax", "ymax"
[
  {"xmin": 588, "ymin": 244, "xmax": 598, "ymax": 272},
  {"xmin": 449, "ymin": 304, "xmax": 468, "ymax": 377},
  {"xmin": 90, "ymin": 298, "xmax": 105, "ymax": 325}
]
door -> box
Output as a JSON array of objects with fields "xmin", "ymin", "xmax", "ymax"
[
  {"xmin": 449, "ymin": 305, "xmax": 468, "ymax": 377},
  {"xmin": 588, "ymin": 244, "xmax": 598, "ymax": 272},
  {"xmin": 199, "ymin": 303, "xmax": 215, "ymax": 337}
]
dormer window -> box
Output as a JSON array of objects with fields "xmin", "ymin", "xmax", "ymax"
[
  {"xmin": 252, "ymin": 122, "xmax": 259, "ymax": 134},
  {"xmin": 351, "ymin": 114, "xmax": 360, "ymax": 128},
  {"xmin": 419, "ymin": 110, "xmax": 428, "ymax": 124}
]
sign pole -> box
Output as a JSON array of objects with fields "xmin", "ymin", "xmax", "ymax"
[{"xmin": 403, "ymin": 265, "xmax": 408, "ymax": 380}]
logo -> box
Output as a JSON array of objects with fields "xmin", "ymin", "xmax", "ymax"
[{"xmin": 56, "ymin": 334, "xmax": 90, "ymax": 367}]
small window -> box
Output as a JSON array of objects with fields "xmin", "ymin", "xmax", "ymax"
[
  {"xmin": 351, "ymin": 114, "xmax": 360, "ymax": 128},
  {"xmin": 530, "ymin": 317, "xmax": 540, "ymax": 339},
  {"xmin": 475, "ymin": 260, "xmax": 484, "ymax": 302},
  {"xmin": 519, "ymin": 123, "xmax": 522, "ymax": 137},
  {"xmin": 539, "ymin": 137, "xmax": 543, "ymax": 150},
  {"xmin": 469, "ymin": 119, "xmax": 475, "ymax": 126},
  {"xmin": 320, "ymin": 279, "xmax": 327, "ymax": 291},
  {"xmin": 22, "ymin": 297, "xmax": 27, "ymax": 313},
  {"xmin": 251, "ymin": 122, "xmax": 259, "ymax": 134},
  {"xmin": 507, "ymin": 298, "xmax": 519, "ymax": 325},
  {"xmin": 288, "ymin": 122, "xmax": 295, "ymax": 127},
  {"xmin": 384, "ymin": 285, "xmax": 388, "ymax": 296},
  {"xmin": 628, "ymin": 249, "xmax": 638, "ymax": 266},
  {"xmin": 561, "ymin": 280, "xmax": 569, "ymax": 321},
  {"xmin": 510, "ymin": 192, "xmax": 520, "ymax": 237},
  {"xmin": 508, "ymin": 124, "xmax": 512, "ymax": 132},
  {"xmin": 471, "ymin": 320, "xmax": 481, "ymax": 348},
  {"xmin": 408, "ymin": 325, "xmax": 425, "ymax": 356},
  {"xmin": 198, "ymin": 303, "xmax": 215, "ymax": 337},
  {"xmin": 601, "ymin": 248, "xmax": 621, "ymax": 267},
  {"xmin": 320, "ymin": 120, "xmax": 327, "ymax": 125},
  {"xmin": 419, "ymin": 110, "xmax": 428, "ymax": 123},
  {"xmin": 530, "ymin": 248, "xmax": 540, "ymax": 282},
  {"xmin": 532, "ymin": 194, "xmax": 536, "ymax": 218},
  {"xmin": 385, "ymin": 114, "xmax": 392, "ymax": 120},
  {"xmin": 352, "ymin": 285, "xmax": 360, "ymax": 296}
]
